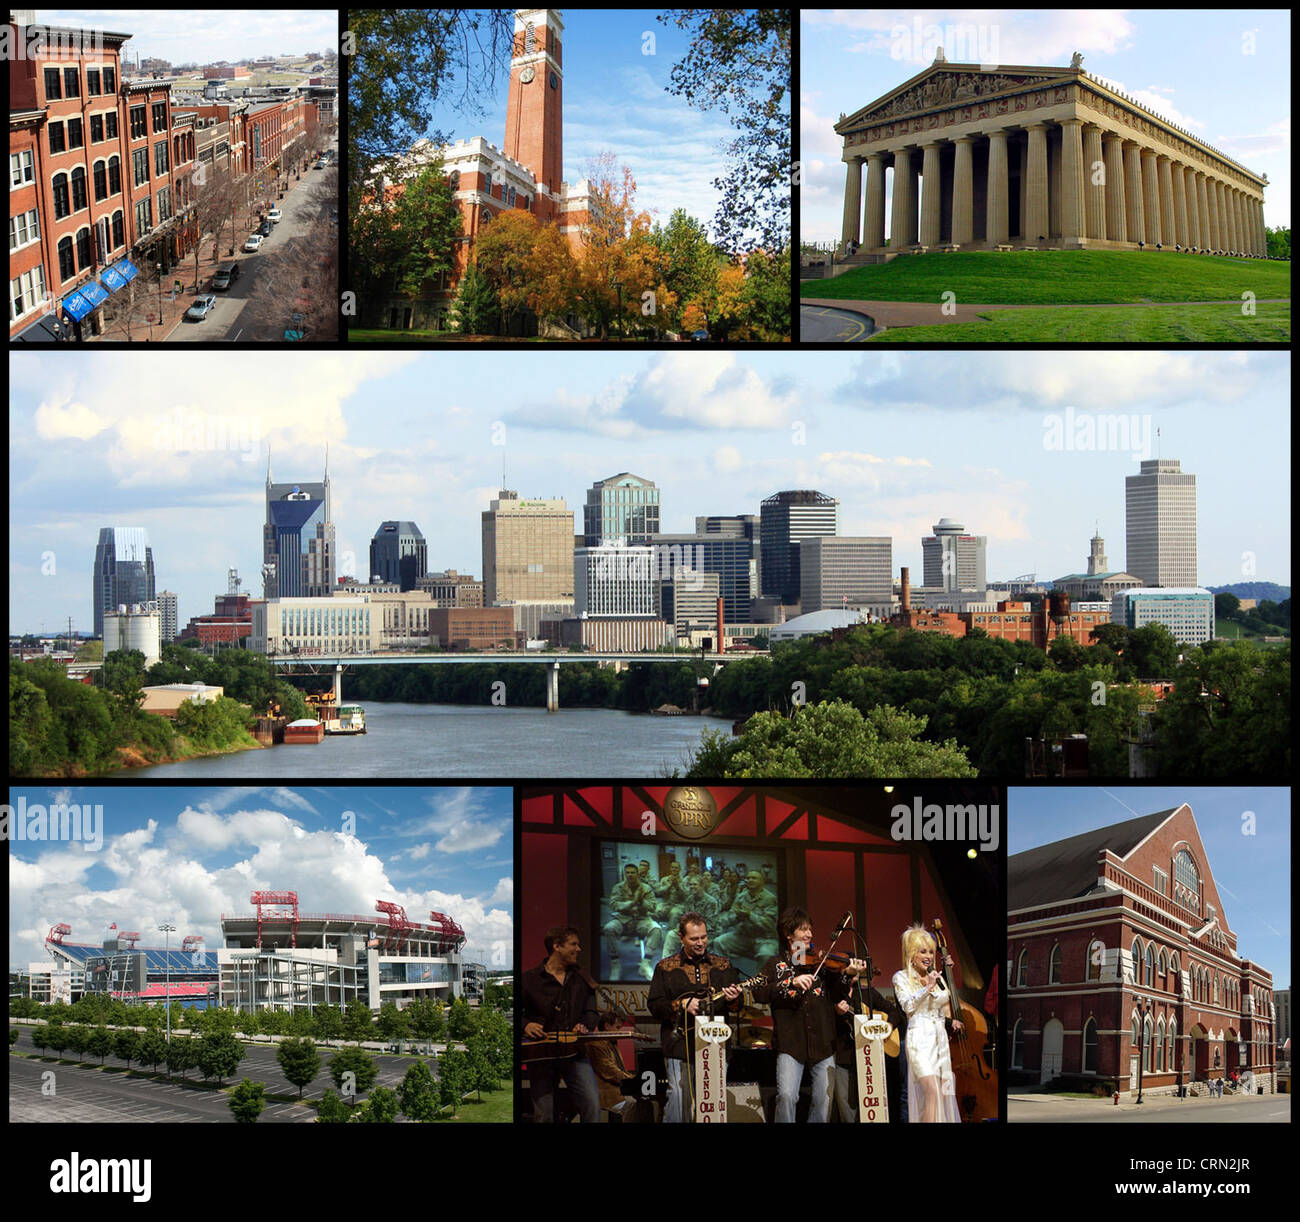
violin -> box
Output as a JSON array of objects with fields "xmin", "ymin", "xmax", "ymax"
[
  {"xmin": 932, "ymin": 919, "xmax": 998, "ymax": 1122},
  {"xmin": 789, "ymin": 945, "xmax": 869, "ymax": 975}
]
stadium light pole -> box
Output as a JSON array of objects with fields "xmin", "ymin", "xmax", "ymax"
[{"xmin": 159, "ymin": 924, "xmax": 176, "ymax": 1041}]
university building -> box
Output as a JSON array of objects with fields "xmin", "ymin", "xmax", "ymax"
[{"xmin": 1008, "ymin": 804, "xmax": 1276, "ymax": 1095}]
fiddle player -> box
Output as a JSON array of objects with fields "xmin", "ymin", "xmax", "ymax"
[
  {"xmin": 752, "ymin": 907, "xmax": 857, "ymax": 1122},
  {"xmin": 893, "ymin": 924, "xmax": 963, "ymax": 1123},
  {"xmin": 646, "ymin": 912, "xmax": 744, "ymax": 1123},
  {"xmin": 521, "ymin": 925, "xmax": 600, "ymax": 1122}
]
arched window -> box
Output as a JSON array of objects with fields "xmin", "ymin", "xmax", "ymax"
[
  {"xmin": 1086, "ymin": 939, "xmax": 1104, "ymax": 981},
  {"xmin": 1173, "ymin": 849, "xmax": 1200, "ymax": 910},
  {"xmin": 448, "ymin": 169, "xmax": 459, "ymax": 190},
  {"xmin": 1166, "ymin": 1018, "xmax": 1176, "ymax": 1072},
  {"xmin": 1142, "ymin": 1015, "xmax": 1153, "ymax": 1071},
  {"xmin": 57, "ymin": 234, "xmax": 75, "ymax": 280},
  {"xmin": 1011, "ymin": 1019, "xmax": 1024, "ymax": 1069},
  {"xmin": 1213, "ymin": 975, "xmax": 1220, "ymax": 1005},
  {"xmin": 1169, "ymin": 951, "xmax": 1180, "ymax": 976},
  {"xmin": 93, "ymin": 159, "xmax": 108, "ymax": 201},
  {"xmin": 75, "ymin": 226, "xmax": 92, "ymax": 270},
  {"xmin": 70, "ymin": 165, "xmax": 88, "ymax": 211},
  {"xmin": 108, "ymin": 155, "xmax": 121, "ymax": 195},
  {"xmin": 508, "ymin": 185, "xmax": 516, "ymax": 207},
  {"xmin": 1131, "ymin": 1012, "xmax": 1140, "ymax": 1051},
  {"xmin": 1049, "ymin": 944, "xmax": 1062, "ymax": 984},
  {"xmin": 111, "ymin": 210, "xmax": 124, "ymax": 249},
  {"xmin": 1155, "ymin": 1017, "xmax": 1165, "ymax": 1071},
  {"xmin": 1157, "ymin": 948, "xmax": 1167, "ymax": 977},
  {"xmin": 1082, "ymin": 1018, "xmax": 1098, "ymax": 1073},
  {"xmin": 53, "ymin": 172, "xmax": 71, "ymax": 219},
  {"xmin": 524, "ymin": 20, "xmax": 535, "ymax": 53},
  {"xmin": 1016, "ymin": 949, "xmax": 1028, "ymax": 987},
  {"xmin": 1130, "ymin": 938, "xmax": 1142, "ymax": 983},
  {"xmin": 1144, "ymin": 943, "xmax": 1154, "ymax": 987}
]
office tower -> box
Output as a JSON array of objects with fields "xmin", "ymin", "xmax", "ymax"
[
  {"xmin": 157, "ymin": 590, "xmax": 178, "ymax": 644},
  {"xmin": 651, "ymin": 531, "xmax": 758, "ymax": 623},
  {"xmin": 481, "ymin": 489, "xmax": 575, "ymax": 603},
  {"xmin": 921, "ymin": 517, "xmax": 987, "ymax": 593},
  {"xmin": 799, "ymin": 537, "xmax": 893, "ymax": 613},
  {"xmin": 92, "ymin": 527, "xmax": 156, "ymax": 638},
  {"xmin": 583, "ymin": 473, "xmax": 660, "ymax": 547},
  {"xmin": 370, "ymin": 521, "xmax": 428, "ymax": 591},
  {"xmin": 263, "ymin": 454, "xmax": 334, "ymax": 599},
  {"xmin": 759, "ymin": 490, "xmax": 839, "ymax": 605},
  {"xmin": 574, "ymin": 544, "xmax": 657, "ymax": 617},
  {"xmin": 660, "ymin": 568, "xmax": 721, "ymax": 638},
  {"xmin": 1125, "ymin": 458, "xmax": 1197, "ymax": 587}
]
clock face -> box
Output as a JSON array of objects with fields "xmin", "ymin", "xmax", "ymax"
[
  {"xmin": 549, "ymin": 71, "xmax": 558, "ymax": 90},
  {"xmin": 519, "ymin": 66, "xmax": 535, "ymax": 84}
]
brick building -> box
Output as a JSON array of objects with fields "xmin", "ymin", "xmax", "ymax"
[
  {"xmin": 9, "ymin": 17, "xmax": 198, "ymax": 341},
  {"xmin": 1008, "ymin": 804, "xmax": 1276, "ymax": 1096},
  {"xmin": 429, "ymin": 607, "xmax": 516, "ymax": 651}
]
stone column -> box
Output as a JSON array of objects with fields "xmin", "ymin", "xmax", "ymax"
[
  {"xmin": 951, "ymin": 136, "xmax": 974, "ymax": 245},
  {"xmin": 841, "ymin": 157, "xmax": 863, "ymax": 247},
  {"xmin": 1140, "ymin": 149, "xmax": 1161, "ymax": 246},
  {"xmin": 1208, "ymin": 178, "xmax": 1223, "ymax": 251},
  {"xmin": 1059, "ymin": 118, "xmax": 1085, "ymax": 244},
  {"xmin": 1101, "ymin": 132, "xmax": 1126, "ymax": 244},
  {"xmin": 1025, "ymin": 123, "xmax": 1049, "ymax": 243},
  {"xmin": 1156, "ymin": 156, "xmax": 1175, "ymax": 250},
  {"xmin": 1218, "ymin": 181, "xmax": 1234, "ymax": 252},
  {"xmin": 1234, "ymin": 190, "xmax": 1247, "ymax": 255},
  {"xmin": 890, "ymin": 147, "xmax": 916, "ymax": 247},
  {"xmin": 1082, "ymin": 124, "xmax": 1105, "ymax": 238},
  {"xmin": 1123, "ymin": 143, "xmax": 1145, "ymax": 245},
  {"xmin": 1183, "ymin": 167, "xmax": 1200, "ymax": 249},
  {"xmin": 1255, "ymin": 197, "xmax": 1266, "ymax": 255},
  {"xmin": 1195, "ymin": 173, "xmax": 1211, "ymax": 253},
  {"xmin": 863, "ymin": 153, "xmax": 887, "ymax": 249},
  {"xmin": 1226, "ymin": 185, "xmax": 1240, "ymax": 254},
  {"xmin": 987, "ymin": 128, "xmax": 1009, "ymax": 245},
  {"xmin": 1170, "ymin": 161, "xmax": 1188, "ymax": 248},
  {"xmin": 920, "ymin": 141, "xmax": 942, "ymax": 246}
]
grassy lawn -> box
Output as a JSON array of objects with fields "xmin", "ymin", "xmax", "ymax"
[
  {"xmin": 869, "ymin": 301, "xmax": 1290, "ymax": 342},
  {"xmin": 802, "ymin": 249, "xmax": 1291, "ymax": 305},
  {"xmin": 437, "ymin": 1086, "xmax": 513, "ymax": 1123}
]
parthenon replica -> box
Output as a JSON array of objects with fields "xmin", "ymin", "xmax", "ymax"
[{"xmin": 835, "ymin": 51, "xmax": 1268, "ymax": 257}]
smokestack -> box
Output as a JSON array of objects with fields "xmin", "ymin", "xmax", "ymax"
[
  {"xmin": 901, "ymin": 567, "xmax": 911, "ymax": 613},
  {"xmin": 717, "ymin": 597, "xmax": 725, "ymax": 655}
]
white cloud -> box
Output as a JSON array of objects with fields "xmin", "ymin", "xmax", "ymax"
[{"xmin": 34, "ymin": 395, "xmax": 108, "ymax": 441}]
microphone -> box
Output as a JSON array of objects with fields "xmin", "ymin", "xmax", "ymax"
[{"xmin": 833, "ymin": 911, "xmax": 853, "ymax": 940}]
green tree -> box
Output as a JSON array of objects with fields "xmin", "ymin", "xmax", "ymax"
[
  {"xmin": 1127, "ymin": 623, "xmax": 1181, "ymax": 679},
  {"xmin": 343, "ymin": 999, "xmax": 374, "ymax": 1045},
  {"xmin": 355, "ymin": 1084, "xmax": 400, "ymax": 1123},
  {"xmin": 329, "ymin": 1046, "xmax": 379, "ymax": 1104},
  {"xmin": 315, "ymin": 1088, "xmax": 353, "ymax": 1123},
  {"xmin": 276, "ymin": 1037, "xmax": 322, "ymax": 1099},
  {"xmin": 65, "ymin": 1024, "xmax": 90, "ymax": 1062},
  {"xmin": 165, "ymin": 1034, "xmax": 197, "ymax": 1080},
  {"xmin": 139, "ymin": 1028, "xmax": 167, "ymax": 1073},
  {"xmin": 312, "ymin": 1004, "xmax": 344, "ymax": 1046},
  {"xmin": 8, "ymin": 1028, "xmax": 18, "ymax": 1047},
  {"xmin": 376, "ymin": 1001, "xmax": 410, "ymax": 1045},
  {"xmin": 229, "ymin": 1078, "xmax": 267, "ymax": 1124},
  {"xmin": 31, "ymin": 1025, "xmax": 48, "ymax": 1054},
  {"xmin": 450, "ymin": 260, "xmax": 500, "ymax": 335},
  {"xmin": 1214, "ymin": 592, "xmax": 1241, "ymax": 620},
  {"xmin": 113, "ymin": 1028, "xmax": 141, "ymax": 1068},
  {"xmin": 438, "ymin": 1047, "xmax": 469, "ymax": 1114},
  {"xmin": 446, "ymin": 997, "xmax": 475, "ymax": 1042},
  {"xmin": 388, "ymin": 160, "xmax": 464, "ymax": 317},
  {"xmin": 101, "ymin": 648, "xmax": 148, "ymax": 706},
  {"xmin": 198, "ymin": 1030, "xmax": 245, "ymax": 1085},
  {"xmin": 87, "ymin": 1025, "xmax": 112, "ymax": 1064},
  {"xmin": 396, "ymin": 1059, "xmax": 441, "ymax": 1121},
  {"xmin": 405, "ymin": 996, "xmax": 446, "ymax": 1049}
]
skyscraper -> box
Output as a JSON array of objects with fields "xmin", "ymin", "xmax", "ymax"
[
  {"xmin": 482, "ymin": 489, "xmax": 574, "ymax": 603},
  {"xmin": 370, "ymin": 521, "xmax": 428, "ymax": 591},
  {"xmin": 92, "ymin": 527, "xmax": 156, "ymax": 638},
  {"xmin": 921, "ymin": 518, "xmax": 987, "ymax": 593},
  {"xmin": 584, "ymin": 473, "xmax": 660, "ymax": 547},
  {"xmin": 1126, "ymin": 458, "xmax": 1197, "ymax": 587},
  {"xmin": 158, "ymin": 590, "xmax": 178, "ymax": 644},
  {"xmin": 263, "ymin": 454, "xmax": 334, "ymax": 599},
  {"xmin": 574, "ymin": 544, "xmax": 658, "ymax": 617},
  {"xmin": 759, "ymin": 490, "xmax": 839, "ymax": 605},
  {"xmin": 799, "ymin": 537, "xmax": 893, "ymax": 613},
  {"xmin": 651, "ymin": 531, "xmax": 758, "ymax": 623}
]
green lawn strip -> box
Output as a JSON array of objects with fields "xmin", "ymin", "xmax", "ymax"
[
  {"xmin": 802, "ymin": 249, "xmax": 1291, "ymax": 305},
  {"xmin": 434, "ymin": 1086, "xmax": 514, "ymax": 1123},
  {"xmin": 869, "ymin": 301, "xmax": 1290, "ymax": 343}
]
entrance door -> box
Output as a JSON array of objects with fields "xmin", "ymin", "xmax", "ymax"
[{"xmin": 1041, "ymin": 1018, "xmax": 1064, "ymax": 1083}]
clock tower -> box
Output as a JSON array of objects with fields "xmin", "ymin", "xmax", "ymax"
[{"xmin": 504, "ymin": 9, "xmax": 564, "ymax": 223}]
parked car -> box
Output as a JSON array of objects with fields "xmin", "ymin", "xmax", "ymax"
[
  {"xmin": 212, "ymin": 264, "xmax": 240, "ymax": 290},
  {"xmin": 257, "ymin": 220, "xmax": 273, "ymax": 237},
  {"xmin": 268, "ymin": 207, "xmax": 283, "ymax": 223},
  {"xmin": 185, "ymin": 295, "xmax": 217, "ymax": 321},
  {"xmin": 243, "ymin": 233, "xmax": 264, "ymax": 252}
]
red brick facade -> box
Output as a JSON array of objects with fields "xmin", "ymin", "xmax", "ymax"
[{"xmin": 1008, "ymin": 804, "xmax": 1276, "ymax": 1095}]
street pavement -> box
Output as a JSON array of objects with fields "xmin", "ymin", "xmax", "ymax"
[{"xmin": 1009, "ymin": 1088, "xmax": 1290, "ymax": 1123}]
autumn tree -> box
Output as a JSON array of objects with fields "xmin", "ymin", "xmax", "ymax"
[
  {"xmin": 474, "ymin": 210, "xmax": 542, "ymax": 335},
  {"xmin": 524, "ymin": 223, "xmax": 580, "ymax": 334}
]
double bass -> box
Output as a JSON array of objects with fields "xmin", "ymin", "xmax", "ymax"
[{"xmin": 933, "ymin": 918, "xmax": 998, "ymax": 1122}]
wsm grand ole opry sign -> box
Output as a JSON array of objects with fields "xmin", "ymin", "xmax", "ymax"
[{"xmin": 834, "ymin": 47, "xmax": 1268, "ymax": 257}]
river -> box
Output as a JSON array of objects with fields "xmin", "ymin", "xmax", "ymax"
[{"xmin": 132, "ymin": 701, "xmax": 734, "ymax": 778}]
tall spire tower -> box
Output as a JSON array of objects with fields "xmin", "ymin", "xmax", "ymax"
[{"xmin": 504, "ymin": 9, "xmax": 564, "ymax": 224}]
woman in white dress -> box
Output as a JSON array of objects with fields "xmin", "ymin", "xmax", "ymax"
[{"xmin": 893, "ymin": 924, "xmax": 963, "ymax": 1123}]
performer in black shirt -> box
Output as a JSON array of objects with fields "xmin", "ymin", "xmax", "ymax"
[{"xmin": 520, "ymin": 925, "xmax": 600, "ymax": 1122}]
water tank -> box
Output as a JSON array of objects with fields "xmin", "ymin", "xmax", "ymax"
[{"xmin": 1049, "ymin": 591, "xmax": 1071, "ymax": 619}]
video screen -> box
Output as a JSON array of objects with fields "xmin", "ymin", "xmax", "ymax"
[{"xmin": 596, "ymin": 839, "xmax": 780, "ymax": 982}]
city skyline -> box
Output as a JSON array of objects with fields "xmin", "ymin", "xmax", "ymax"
[{"xmin": 7, "ymin": 351, "xmax": 1290, "ymax": 634}]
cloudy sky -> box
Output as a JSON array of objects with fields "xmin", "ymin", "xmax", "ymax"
[
  {"xmin": 1010, "ymin": 786, "xmax": 1291, "ymax": 987},
  {"xmin": 35, "ymin": 9, "xmax": 337, "ymax": 65},
  {"xmin": 406, "ymin": 8, "xmax": 762, "ymax": 244},
  {"xmin": 7, "ymin": 785, "xmax": 513, "ymax": 969},
  {"xmin": 801, "ymin": 8, "xmax": 1292, "ymax": 244},
  {"xmin": 7, "ymin": 349, "xmax": 1290, "ymax": 635}
]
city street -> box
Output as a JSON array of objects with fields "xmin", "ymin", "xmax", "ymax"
[{"xmin": 165, "ymin": 136, "xmax": 336, "ymax": 343}]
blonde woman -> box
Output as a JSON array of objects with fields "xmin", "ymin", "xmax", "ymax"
[{"xmin": 893, "ymin": 924, "xmax": 962, "ymax": 1123}]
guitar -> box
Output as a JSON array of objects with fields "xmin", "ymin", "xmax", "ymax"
[
  {"xmin": 673, "ymin": 973, "xmax": 767, "ymax": 1035},
  {"xmin": 520, "ymin": 1029, "xmax": 655, "ymax": 1062}
]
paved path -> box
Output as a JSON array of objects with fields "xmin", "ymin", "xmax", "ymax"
[
  {"xmin": 1008, "ymin": 1089, "xmax": 1289, "ymax": 1124},
  {"xmin": 800, "ymin": 295, "xmax": 1292, "ymax": 336},
  {"xmin": 799, "ymin": 303, "xmax": 876, "ymax": 341}
]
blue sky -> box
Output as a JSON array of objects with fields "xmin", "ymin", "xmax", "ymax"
[
  {"xmin": 801, "ymin": 9, "xmax": 1291, "ymax": 244},
  {"xmin": 408, "ymin": 8, "xmax": 752, "ymax": 243},
  {"xmin": 1010, "ymin": 787, "xmax": 1290, "ymax": 987},
  {"xmin": 36, "ymin": 9, "xmax": 337, "ymax": 65},
  {"xmin": 6, "ymin": 785, "xmax": 513, "ymax": 969},
  {"xmin": 7, "ymin": 350, "xmax": 1290, "ymax": 634}
]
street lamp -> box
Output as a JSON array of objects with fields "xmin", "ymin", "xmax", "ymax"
[
  {"xmin": 1135, "ymin": 995, "xmax": 1152, "ymax": 1103},
  {"xmin": 159, "ymin": 923, "xmax": 176, "ymax": 1042}
]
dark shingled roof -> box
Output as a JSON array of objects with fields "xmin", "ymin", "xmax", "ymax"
[{"xmin": 1008, "ymin": 808, "xmax": 1181, "ymax": 911}]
